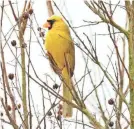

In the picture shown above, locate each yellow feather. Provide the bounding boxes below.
[44,15,75,117]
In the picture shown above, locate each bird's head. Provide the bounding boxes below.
[43,15,67,30]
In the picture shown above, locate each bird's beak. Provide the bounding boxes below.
[43,21,51,28]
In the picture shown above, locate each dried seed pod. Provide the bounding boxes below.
[53,84,59,89]
[39,32,44,37]
[29,9,33,15]
[8,73,14,80]
[23,12,29,19]
[11,40,16,46]
[108,98,114,105]
[37,27,41,31]
[109,121,114,127]
[47,111,52,116]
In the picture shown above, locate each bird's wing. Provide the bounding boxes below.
[46,51,62,75]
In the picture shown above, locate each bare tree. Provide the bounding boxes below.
[0,0,132,129]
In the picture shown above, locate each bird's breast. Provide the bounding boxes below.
[44,30,72,69]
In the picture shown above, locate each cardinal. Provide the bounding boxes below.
[43,15,75,117]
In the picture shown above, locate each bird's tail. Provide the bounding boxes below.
[62,67,73,117]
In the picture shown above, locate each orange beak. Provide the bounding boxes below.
[43,21,51,28]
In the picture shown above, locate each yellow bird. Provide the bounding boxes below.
[43,15,75,117]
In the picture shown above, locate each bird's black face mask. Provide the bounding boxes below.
[47,20,55,30]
